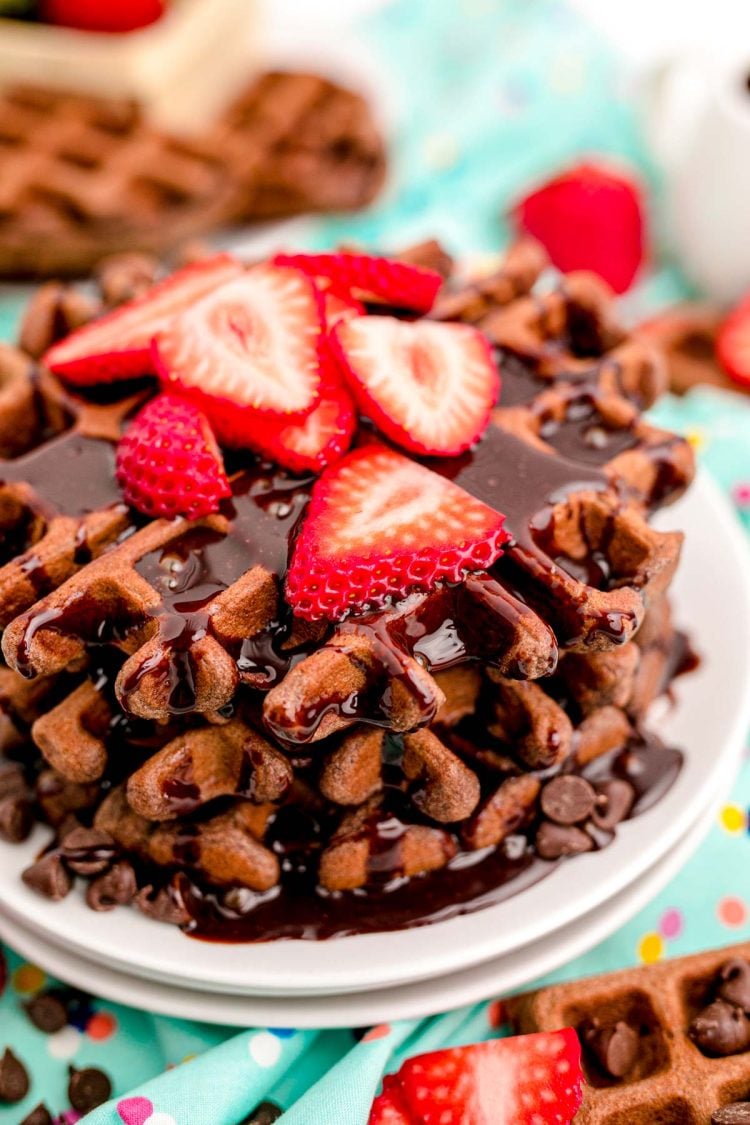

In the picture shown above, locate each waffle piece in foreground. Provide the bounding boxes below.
[0,239,697,939]
[0,71,385,278]
[507,943,750,1124]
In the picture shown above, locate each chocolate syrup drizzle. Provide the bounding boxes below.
[0,346,693,941]
[180,728,682,942]
[122,465,314,713]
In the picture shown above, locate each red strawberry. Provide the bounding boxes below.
[116,394,230,520]
[514,160,646,294]
[273,251,443,313]
[286,444,508,621]
[40,0,164,32]
[44,253,242,385]
[368,1077,412,1124]
[244,380,356,473]
[717,292,750,389]
[323,287,365,327]
[332,315,498,456]
[368,1030,584,1125]
[154,264,325,442]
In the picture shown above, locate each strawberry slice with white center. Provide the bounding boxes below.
[153,263,325,438]
[244,379,356,473]
[368,1030,584,1125]
[333,315,499,456]
[286,444,509,621]
[273,251,443,313]
[44,253,243,384]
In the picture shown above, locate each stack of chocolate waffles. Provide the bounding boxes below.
[0,239,696,940]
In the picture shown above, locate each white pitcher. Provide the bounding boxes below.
[644,52,750,303]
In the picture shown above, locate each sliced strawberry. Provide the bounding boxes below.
[286,444,508,621]
[154,264,325,441]
[332,315,498,456]
[273,251,443,313]
[372,1030,584,1125]
[244,380,356,473]
[514,160,646,294]
[368,1077,413,1124]
[116,393,231,520]
[717,292,750,389]
[323,286,366,328]
[43,253,243,385]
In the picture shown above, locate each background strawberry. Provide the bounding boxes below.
[514,160,646,294]
[717,292,750,389]
[40,0,164,32]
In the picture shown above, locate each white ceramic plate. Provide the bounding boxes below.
[1,471,749,996]
[0,774,723,1028]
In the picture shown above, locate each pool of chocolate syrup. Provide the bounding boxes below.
[180,729,682,942]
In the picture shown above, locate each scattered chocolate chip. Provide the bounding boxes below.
[718,959,750,1012]
[20,1103,54,1125]
[591,779,636,830]
[60,826,117,876]
[135,882,190,926]
[24,990,68,1034]
[540,775,596,826]
[0,1047,30,1103]
[713,1105,750,1124]
[67,1065,112,1113]
[0,793,33,842]
[535,821,594,860]
[689,999,750,1056]
[86,860,137,911]
[240,1101,283,1125]
[580,1017,639,1078]
[22,851,73,900]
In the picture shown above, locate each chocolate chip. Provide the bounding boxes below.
[135,882,190,926]
[0,793,33,842]
[713,1105,750,1124]
[690,999,750,1056]
[60,826,116,875]
[240,1101,283,1125]
[535,821,594,860]
[580,1018,639,1078]
[540,775,596,826]
[67,1065,112,1112]
[591,779,636,830]
[0,1047,30,1103]
[24,991,68,1033]
[22,851,73,900]
[86,860,137,911]
[20,1103,54,1125]
[718,959,750,1012]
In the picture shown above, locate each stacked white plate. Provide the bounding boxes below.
[2,471,750,1027]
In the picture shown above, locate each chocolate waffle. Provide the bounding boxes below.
[506,943,750,1124]
[0,71,386,278]
[0,240,697,940]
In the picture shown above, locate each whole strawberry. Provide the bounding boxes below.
[116,394,231,521]
[514,160,646,294]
